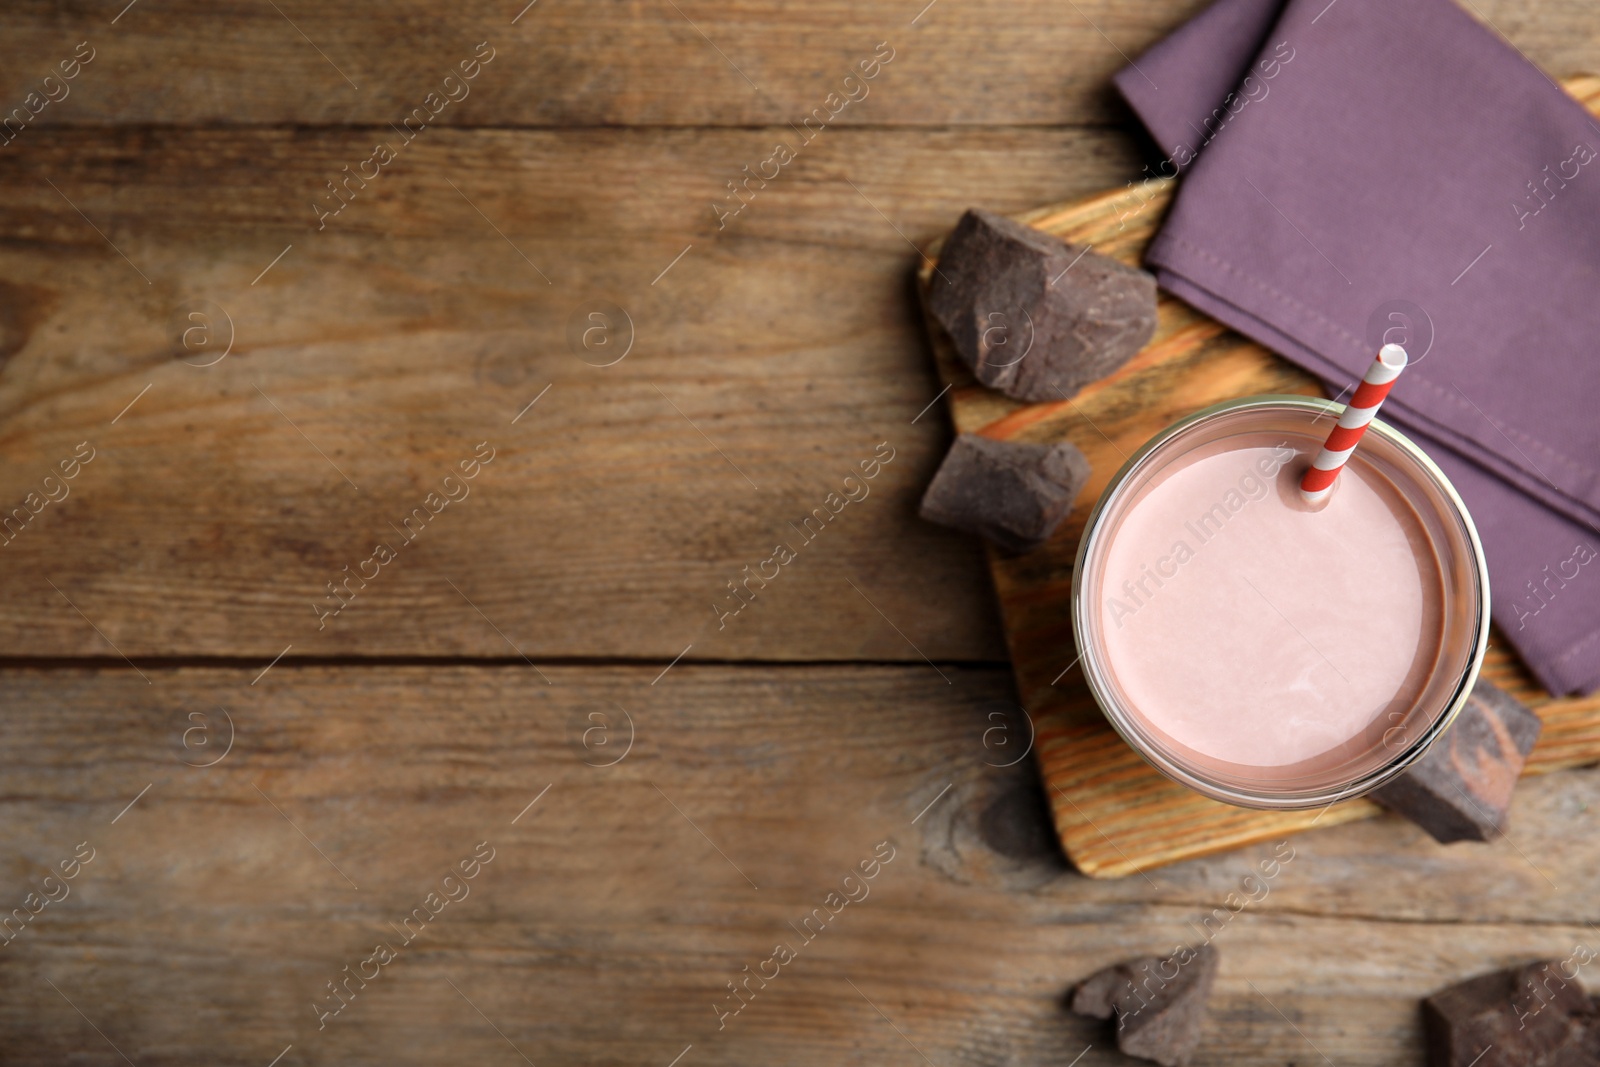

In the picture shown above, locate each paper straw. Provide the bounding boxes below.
[1300,343,1408,505]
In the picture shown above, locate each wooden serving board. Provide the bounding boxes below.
[916,74,1600,879]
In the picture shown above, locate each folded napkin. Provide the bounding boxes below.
[1115,0,1600,695]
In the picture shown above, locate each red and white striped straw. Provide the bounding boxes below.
[1300,343,1408,505]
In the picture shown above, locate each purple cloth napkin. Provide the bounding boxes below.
[1114,0,1600,695]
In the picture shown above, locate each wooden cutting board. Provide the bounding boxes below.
[916,74,1600,879]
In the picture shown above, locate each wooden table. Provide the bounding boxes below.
[0,2,1596,1064]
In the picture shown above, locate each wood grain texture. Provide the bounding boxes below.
[1,0,1598,127]
[916,76,1600,879]
[1,663,1597,1067]
[2,1,1599,1062]
[0,125,1164,662]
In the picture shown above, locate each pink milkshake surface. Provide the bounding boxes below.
[1094,434,1445,775]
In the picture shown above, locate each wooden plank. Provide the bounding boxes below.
[3,0,1596,128]
[1,663,1597,1065]
[917,76,1600,878]
[6,0,1192,126]
[0,125,1157,661]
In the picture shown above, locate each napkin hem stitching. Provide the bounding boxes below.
[1157,234,1598,489]
[1555,627,1600,673]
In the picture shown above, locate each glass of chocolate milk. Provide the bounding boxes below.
[1072,396,1490,809]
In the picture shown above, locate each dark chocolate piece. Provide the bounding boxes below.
[1423,961,1600,1066]
[1070,945,1217,1067]
[918,433,1091,554]
[926,208,1158,402]
[1372,677,1542,843]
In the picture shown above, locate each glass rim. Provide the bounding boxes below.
[1070,394,1492,810]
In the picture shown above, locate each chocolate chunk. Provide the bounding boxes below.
[918,434,1091,554]
[1423,961,1600,1066]
[926,208,1158,403]
[1372,677,1543,843]
[1070,945,1218,1067]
